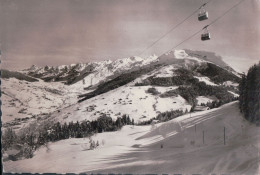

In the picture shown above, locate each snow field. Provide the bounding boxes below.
[4,102,260,174]
[194,76,218,86]
[50,85,191,123]
[1,78,82,123]
[174,50,204,63]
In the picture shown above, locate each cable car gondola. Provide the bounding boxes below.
[201,25,210,41]
[198,3,209,21]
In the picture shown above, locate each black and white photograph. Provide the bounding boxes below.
[1,0,260,174]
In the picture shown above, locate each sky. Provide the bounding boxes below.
[0,0,259,72]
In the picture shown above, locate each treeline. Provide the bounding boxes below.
[199,98,238,109]
[239,63,260,124]
[135,73,197,87]
[156,110,186,122]
[134,66,239,108]
[78,64,162,102]
[135,64,240,87]
[2,69,39,82]
[177,81,238,107]
[2,114,134,160]
[40,114,133,141]
[138,109,186,125]
[145,79,238,108]
[196,63,241,84]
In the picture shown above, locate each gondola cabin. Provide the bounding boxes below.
[198,11,209,21]
[201,25,210,41]
[201,33,210,41]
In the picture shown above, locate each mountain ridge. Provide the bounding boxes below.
[13,49,241,89]
[2,49,241,126]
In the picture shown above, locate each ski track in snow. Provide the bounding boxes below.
[3,102,260,174]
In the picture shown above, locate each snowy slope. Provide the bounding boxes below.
[49,84,191,123]
[4,102,260,174]
[160,49,241,79]
[174,50,204,63]
[1,78,84,124]
[222,80,239,87]
[3,49,241,127]
[194,76,218,86]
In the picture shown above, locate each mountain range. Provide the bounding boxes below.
[2,49,241,128]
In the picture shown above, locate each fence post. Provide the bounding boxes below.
[224,127,226,145]
[203,130,204,144]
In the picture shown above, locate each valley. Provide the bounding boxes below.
[2,49,249,174]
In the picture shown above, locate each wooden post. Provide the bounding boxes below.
[224,127,226,145]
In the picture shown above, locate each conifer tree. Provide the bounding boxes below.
[239,63,260,123]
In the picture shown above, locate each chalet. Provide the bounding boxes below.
[151,119,160,124]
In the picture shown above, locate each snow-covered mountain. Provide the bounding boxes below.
[21,55,159,87]
[2,49,241,128]
[3,50,257,175]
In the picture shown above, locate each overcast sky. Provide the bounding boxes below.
[0,0,259,72]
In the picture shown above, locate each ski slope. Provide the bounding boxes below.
[49,85,191,123]
[4,102,260,174]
